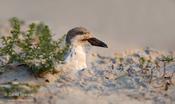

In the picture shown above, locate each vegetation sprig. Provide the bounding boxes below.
[0,17,69,75]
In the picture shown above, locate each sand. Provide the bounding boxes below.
[0,48,175,104]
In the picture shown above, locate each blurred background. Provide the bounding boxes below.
[0,0,175,55]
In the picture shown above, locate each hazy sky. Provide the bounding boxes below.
[0,0,175,55]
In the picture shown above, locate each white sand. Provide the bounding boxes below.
[0,48,175,104]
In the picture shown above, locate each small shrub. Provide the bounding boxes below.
[0,82,40,98]
[160,55,174,77]
[0,17,69,75]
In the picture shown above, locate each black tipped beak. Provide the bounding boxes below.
[87,37,108,48]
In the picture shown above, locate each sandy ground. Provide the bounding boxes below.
[0,48,175,104]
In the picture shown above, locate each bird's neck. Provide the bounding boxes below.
[64,44,87,72]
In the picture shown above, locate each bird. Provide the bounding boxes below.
[54,27,108,79]
[0,27,108,84]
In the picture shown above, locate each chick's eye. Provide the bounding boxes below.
[77,31,84,35]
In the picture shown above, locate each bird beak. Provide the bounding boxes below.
[86,37,108,48]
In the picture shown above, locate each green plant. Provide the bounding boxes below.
[160,55,174,77]
[0,82,40,98]
[0,17,69,75]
